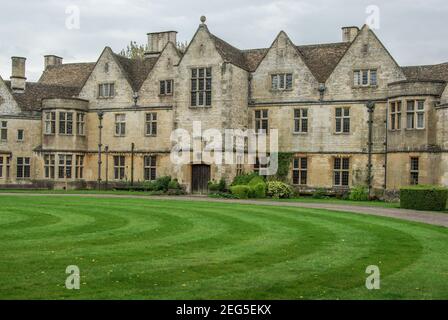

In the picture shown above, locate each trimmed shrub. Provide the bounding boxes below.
[231,173,260,186]
[266,181,293,199]
[349,185,369,201]
[312,188,327,199]
[208,192,238,199]
[248,176,265,187]
[168,179,181,190]
[153,176,172,192]
[400,185,448,211]
[252,183,267,198]
[208,180,221,192]
[230,185,252,199]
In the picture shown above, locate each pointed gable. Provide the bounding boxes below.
[324,25,406,99]
[0,75,20,115]
[138,41,182,105]
[251,31,320,101]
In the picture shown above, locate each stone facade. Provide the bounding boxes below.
[1,19,448,195]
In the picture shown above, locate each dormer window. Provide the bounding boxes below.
[271,73,292,91]
[98,83,115,98]
[354,69,377,87]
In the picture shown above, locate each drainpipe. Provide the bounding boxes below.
[105,145,109,190]
[97,111,104,190]
[366,101,375,199]
[131,142,135,186]
[384,103,389,193]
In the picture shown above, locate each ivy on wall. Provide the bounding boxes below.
[274,152,294,181]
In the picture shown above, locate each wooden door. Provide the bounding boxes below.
[191,164,210,194]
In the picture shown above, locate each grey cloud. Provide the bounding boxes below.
[0,0,447,81]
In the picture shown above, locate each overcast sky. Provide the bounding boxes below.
[1,0,447,81]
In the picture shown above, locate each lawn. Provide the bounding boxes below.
[0,195,447,299]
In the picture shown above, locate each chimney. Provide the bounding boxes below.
[145,31,177,58]
[44,55,63,69]
[10,56,26,92]
[342,26,359,42]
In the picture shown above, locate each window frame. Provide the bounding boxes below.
[292,157,308,186]
[254,109,269,135]
[17,129,24,142]
[0,156,3,178]
[335,107,350,134]
[76,112,86,136]
[406,100,425,130]
[353,69,378,87]
[271,73,293,91]
[410,157,419,185]
[44,112,56,135]
[143,155,157,181]
[159,80,174,96]
[114,155,126,180]
[75,155,84,179]
[59,112,73,135]
[333,157,350,187]
[389,101,402,131]
[44,154,55,179]
[58,154,73,179]
[98,83,115,98]
[16,157,31,179]
[145,112,157,136]
[1,121,7,141]
[115,114,126,137]
[190,67,212,107]
[293,108,308,134]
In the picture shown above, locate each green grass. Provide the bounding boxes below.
[267,197,400,208]
[0,195,447,300]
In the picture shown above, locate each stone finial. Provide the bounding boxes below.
[200,16,206,24]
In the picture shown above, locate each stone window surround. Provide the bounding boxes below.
[334,106,351,135]
[405,99,426,130]
[113,155,126,180]
[44,111,56,135]
[254,109,269,135]
[145,112,157,136]
[114,113,126,137]
[17,129,24,142]
[159,79,174,96]
[389,100,402,131]
[270,72,294,92]
[410,156,420,185]
[76,112,86,136]
[190,66,212,108]
[98,82,116,99]
[16,157,31,179]
[333,156,350,187]
[292,156,308,186]
[353,68,378,88]
[143,155,157,181]
[293,108,308,134]
[0,120,7,141]
[58,111,74,136]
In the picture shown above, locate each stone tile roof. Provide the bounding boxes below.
[38,63,95,90]
[402,63,448,82]
[296,42,352,83]
[4,81,79,112]
[210,34,250,71]
[113,54,159,92]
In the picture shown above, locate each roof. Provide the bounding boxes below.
[296,42,352,83]
[4,81,79,112]
[38,63,95,90]
[113,53,159,92]
[401,63,448,82]
[209,34,249,71]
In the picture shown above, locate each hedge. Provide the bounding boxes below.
[400,185,448,211]
[230,185,251,199]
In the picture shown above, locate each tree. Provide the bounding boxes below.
[119,41,147,59]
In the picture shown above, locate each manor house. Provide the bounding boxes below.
[1,17,447,194]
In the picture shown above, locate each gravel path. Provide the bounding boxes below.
[0,193,447,228]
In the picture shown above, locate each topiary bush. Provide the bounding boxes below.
[251,183,267,198]
[349,185,370,201]
[230,185,252,199]
[400,185,448,211]
[266,181,293,199]
[231,173,260,186]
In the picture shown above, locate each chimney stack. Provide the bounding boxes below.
[44,55,63,69]
[342,26,360,42]
[145,31,177,58]
[10,56,26,92]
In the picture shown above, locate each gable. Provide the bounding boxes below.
[78,47,135,105]
[0,76,20,115]
[177,25,226,68]
[138,42,181,105]
[325,25,406,99]
[251,31,320,101]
